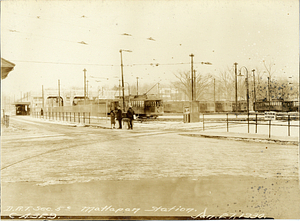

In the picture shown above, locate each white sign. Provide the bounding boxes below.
[264,111,276,120]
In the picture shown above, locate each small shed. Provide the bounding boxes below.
[14,102,31,115]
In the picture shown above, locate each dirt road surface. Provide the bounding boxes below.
[1,116,299,219]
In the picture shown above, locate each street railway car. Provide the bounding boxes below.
[112,96,164,118]
[199,101,215,112]
[254,100,298,112]
[164,101,191,113]
[77,95,164,118]
[215,101,234,112]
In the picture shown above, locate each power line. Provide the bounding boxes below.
[11,60,213,67]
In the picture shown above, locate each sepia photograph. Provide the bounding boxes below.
[1,0,299,220]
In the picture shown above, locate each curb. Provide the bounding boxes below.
[180,133,299,146]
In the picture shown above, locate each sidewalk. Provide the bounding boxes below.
[86,120,299,145]
[13,116,299,145]
[181,131,299,145]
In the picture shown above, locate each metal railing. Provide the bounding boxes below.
[1,115,10,128]
[201,112,299,138]
[33,111,91,125]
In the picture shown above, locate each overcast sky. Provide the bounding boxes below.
[1,0,299,98]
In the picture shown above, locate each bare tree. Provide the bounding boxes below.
[216,66,235,101]
[195,72,211,100]
[172,70,212,101]
[263,60,276,78]
[172,71,192,100]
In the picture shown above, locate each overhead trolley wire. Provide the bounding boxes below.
[11,60,212,67]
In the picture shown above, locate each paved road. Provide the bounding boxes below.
[1,116,299,219]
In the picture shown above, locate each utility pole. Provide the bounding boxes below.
[119,49,132,111]
[246,71,249,117]
[267,77,270,111]
[83,68,87,100]
[58,79,61,107]
[42,85,44,109]
[194,70,197,100]
[87,80,89,98]
[252,69,256,111]
[120,50,125,111]
[234,63,238,112]
[190,54,194,101]
[119,79,121,98]
[157,82,160,98]
[213,78,216,112]
[136,77,139,96]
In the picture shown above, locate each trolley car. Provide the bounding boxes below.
[72,95,164,118]
[254,100,298,112]
[111,95,164,118]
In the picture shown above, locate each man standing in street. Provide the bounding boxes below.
[126,106,135,130]
[116,106,123,129]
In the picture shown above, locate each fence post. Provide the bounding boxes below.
[203,114,205,131]
[83,112,85,124]
[227,113,229,132]
[74,112,76,122]
[89,112,91,124]
[78,112,80,123]
[255,114,258,133]
[288,114,290,136]
[5,115,9,128]
[268,120,271,138]
[62,112,64,121]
